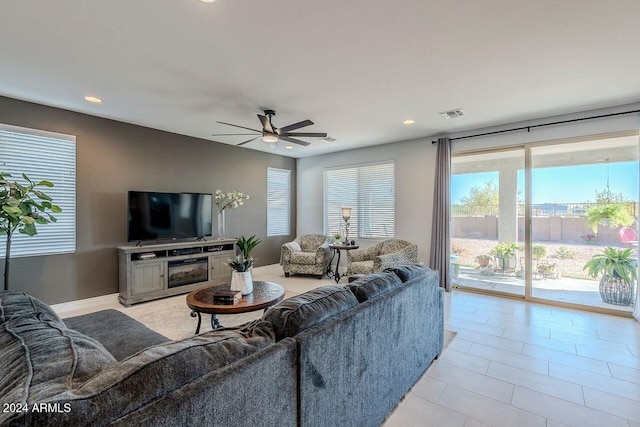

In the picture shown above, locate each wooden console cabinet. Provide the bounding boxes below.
[118,239,236,306]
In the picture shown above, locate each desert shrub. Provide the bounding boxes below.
[555,246,575,259]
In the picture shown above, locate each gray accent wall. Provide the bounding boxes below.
[0,96,296,304]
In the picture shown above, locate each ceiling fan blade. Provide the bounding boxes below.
[216,121,261,133]
[278,119,314,133]
[237,136,260,146]
[284,132,327,138]
[258,114,275,133]
[211,133,258,136]
[279,135,311,147]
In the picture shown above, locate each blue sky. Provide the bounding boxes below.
[452,162,639,204]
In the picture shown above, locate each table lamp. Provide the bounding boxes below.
[341,207,352,245]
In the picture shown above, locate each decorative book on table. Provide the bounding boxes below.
[213,289,242,304]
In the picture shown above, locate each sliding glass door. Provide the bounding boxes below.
[451,132,639,314]
[451,148,525,297]
[530,135,638,312]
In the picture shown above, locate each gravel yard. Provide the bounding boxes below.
[450,238,630,280]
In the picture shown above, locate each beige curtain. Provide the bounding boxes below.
[429,137,451,291]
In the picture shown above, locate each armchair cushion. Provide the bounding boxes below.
[347,239,418,275]
[290,252,319,265]
[349,260,375,276]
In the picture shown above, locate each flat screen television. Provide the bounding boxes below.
[127,191,212,242]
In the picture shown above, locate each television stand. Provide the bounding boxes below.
[117,239,237,306]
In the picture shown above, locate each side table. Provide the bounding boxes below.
[327,244,360,283]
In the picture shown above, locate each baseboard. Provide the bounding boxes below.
[51,293,119,315]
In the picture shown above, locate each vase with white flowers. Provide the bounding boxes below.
[214,190,250,238]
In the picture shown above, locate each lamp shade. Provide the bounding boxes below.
[341,207,352,221]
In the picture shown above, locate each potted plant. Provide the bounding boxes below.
[491,242,521,271]
[475,254,492,268]
[228,235,261,295]
[332,232,342,243]
[584,204,633,234]
[532,244,547,261]
[236,234,261,259]
[537,262,558,279]
[1,172,61,291]
[583,247,637,306]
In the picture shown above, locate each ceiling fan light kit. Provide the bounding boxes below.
[213,109,327,149]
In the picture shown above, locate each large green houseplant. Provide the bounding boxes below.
[0,172,61,291]
[583,247,637,305]
[584,204,633,234]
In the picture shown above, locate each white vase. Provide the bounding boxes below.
[217,210,226,239]
[230,271,253,295]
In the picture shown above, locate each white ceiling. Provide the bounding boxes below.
[1,0,639,158]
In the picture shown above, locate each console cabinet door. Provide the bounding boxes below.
[130,262,165,295]
[210,253,233,282]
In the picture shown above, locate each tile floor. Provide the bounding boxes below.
[384,290,640,427]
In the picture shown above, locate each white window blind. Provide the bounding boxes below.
[0,124,76,257]
[267,167,291,237]
[324,161,395,239]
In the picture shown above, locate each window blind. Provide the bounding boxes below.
[0,124,76,257]
[267,167,291,237]
[324,161,395,239]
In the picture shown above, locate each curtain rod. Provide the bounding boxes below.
[431,109,640,144]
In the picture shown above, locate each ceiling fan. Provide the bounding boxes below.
[212,110,327,147]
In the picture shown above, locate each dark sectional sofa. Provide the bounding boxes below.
[0,264,444,426]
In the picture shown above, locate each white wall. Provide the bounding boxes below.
[297,137,438,264]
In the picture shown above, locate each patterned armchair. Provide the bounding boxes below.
[281,234,331,279]
[347,239,418,275]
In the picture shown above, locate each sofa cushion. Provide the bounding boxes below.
[6,319,276,426]
[263,286,358,340]
[64,309,170,361]
[346,271,403,303]
[385,264,432,283]
[290,251,318,265]
[0,291,117,417]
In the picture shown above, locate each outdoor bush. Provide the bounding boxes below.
[555,246,575,259]
[532,244,547,260]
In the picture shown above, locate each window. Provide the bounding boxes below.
[267,167,291,236]
[0,124,76,257]
[324,161,395,239]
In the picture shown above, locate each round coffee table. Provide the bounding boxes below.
[186,281,285,334]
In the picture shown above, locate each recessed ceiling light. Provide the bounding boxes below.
[403,119,415,125]
[323,137,336,142]
[84,96,102,103]
[285,145,294,150]
[200,0,215,3]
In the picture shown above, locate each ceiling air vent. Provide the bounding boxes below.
[438,109,465,119]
